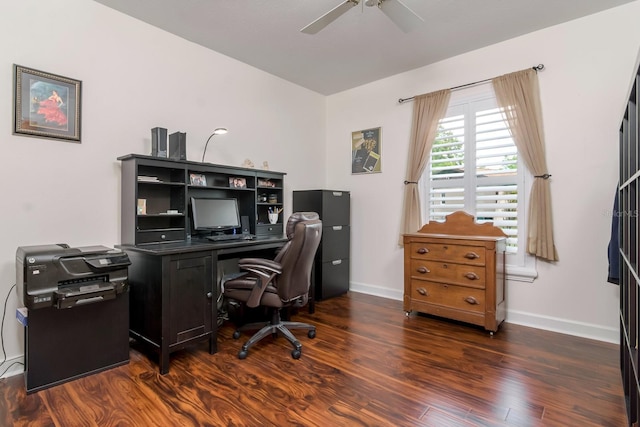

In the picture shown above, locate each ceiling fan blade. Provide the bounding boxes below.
[379,0,424,32]
[300,0,359,34]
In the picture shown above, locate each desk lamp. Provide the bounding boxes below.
[201,127,228,163]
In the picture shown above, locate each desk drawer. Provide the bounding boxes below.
[256,224,283,237]
[408,242,486,266]
[409,259,486,288]
[136,229,185,244]
[410,280,485,313]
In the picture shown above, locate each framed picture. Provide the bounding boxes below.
[13,65,81,142]
[352,127,381,174]
[190,173,206,186]
[229,177,247,188]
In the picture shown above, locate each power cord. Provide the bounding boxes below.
[0,284,23,378]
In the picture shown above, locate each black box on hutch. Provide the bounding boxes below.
[169,132,187,160]
[151,127,167,158]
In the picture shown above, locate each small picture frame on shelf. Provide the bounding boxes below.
[229,177,246,188]
[137,199,147,215]
[190,173,206,186]
[258,178,275,188]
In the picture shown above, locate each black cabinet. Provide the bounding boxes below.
[619,59,640,426]
[293,190,350,301]
[125,249,216,374]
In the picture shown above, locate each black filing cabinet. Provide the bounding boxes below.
[293,190,350,300]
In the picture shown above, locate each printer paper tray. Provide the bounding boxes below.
[54,283,117,309]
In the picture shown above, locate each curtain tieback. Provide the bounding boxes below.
[534,173,552,179]
[404,181,418,185]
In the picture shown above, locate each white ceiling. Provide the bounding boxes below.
[93,0,635,95]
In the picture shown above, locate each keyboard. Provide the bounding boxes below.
[207,234,256,242]
[207,234,243,242]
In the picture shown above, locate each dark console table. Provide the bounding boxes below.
[119,237,286,374]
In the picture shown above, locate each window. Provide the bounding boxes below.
[421,84,536,280]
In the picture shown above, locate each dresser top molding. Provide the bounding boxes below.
[405,211,507,239]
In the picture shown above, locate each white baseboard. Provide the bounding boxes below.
[349,281,403,302]
[348,283,619,344]
[505,309,619,344]
[0,355,24,379]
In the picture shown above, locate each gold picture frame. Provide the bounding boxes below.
[13,65,82,142]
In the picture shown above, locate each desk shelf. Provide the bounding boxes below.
[118,154,286,244]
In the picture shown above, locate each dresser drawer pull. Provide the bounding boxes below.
[464,252,480,259]
[417,287,428,296]
[464,272,479,280]
[417,266,430,274]
[464,296,479,305]
[417,247,429,254]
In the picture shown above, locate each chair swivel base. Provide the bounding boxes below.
[232,310,316,359]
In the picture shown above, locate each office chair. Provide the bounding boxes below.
[223,212,322,359]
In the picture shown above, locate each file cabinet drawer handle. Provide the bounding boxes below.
[464,252,480,259]
[332,191,343,196]
[417,247,429,254]
[464,272,479,280]
[464,296,479,305]
[332,259,342,265]
[417,287,428,296]
[332,225,342,231]
[417,266,430,274]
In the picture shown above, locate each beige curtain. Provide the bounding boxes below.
[399,89,451,244]
[492,68,558,261]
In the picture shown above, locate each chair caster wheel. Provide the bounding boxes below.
[233,331,241,339]
[308,329,316,339]
[291,349,301,359]
[238,350,248,359]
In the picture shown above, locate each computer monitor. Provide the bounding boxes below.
[190,197,241,232]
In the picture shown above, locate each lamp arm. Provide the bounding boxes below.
[201,133,215,163]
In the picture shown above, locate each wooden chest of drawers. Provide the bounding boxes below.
[403,211,506,333]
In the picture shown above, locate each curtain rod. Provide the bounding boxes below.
[397,64,545,104]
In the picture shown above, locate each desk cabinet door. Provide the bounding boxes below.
[167,253,214,346]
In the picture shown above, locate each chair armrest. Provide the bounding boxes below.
[238,258,282,277]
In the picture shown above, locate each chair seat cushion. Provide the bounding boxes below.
[224,274,283,308]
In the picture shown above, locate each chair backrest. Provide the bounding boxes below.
[276,215,322,302]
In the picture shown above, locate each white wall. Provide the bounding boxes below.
[327,2,640,343]
[0,0,326,366]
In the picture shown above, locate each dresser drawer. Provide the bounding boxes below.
[408,242,486,266]
[409,259,486,288]
[410,281,485,313]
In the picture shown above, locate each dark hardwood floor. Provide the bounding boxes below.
[0,292,627,426]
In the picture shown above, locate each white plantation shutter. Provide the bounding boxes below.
[427,96,521,255]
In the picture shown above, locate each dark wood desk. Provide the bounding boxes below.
[118,236,286,374]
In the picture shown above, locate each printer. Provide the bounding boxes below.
[16,244,131,310]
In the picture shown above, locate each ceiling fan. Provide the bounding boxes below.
[300,0,424,34]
